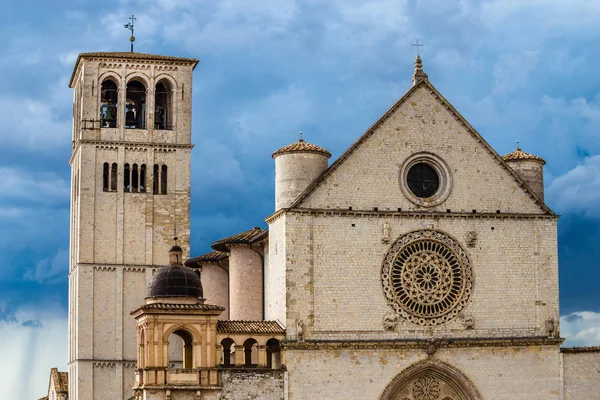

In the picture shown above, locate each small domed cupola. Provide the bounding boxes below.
[502,142,546,201]
[272,132,331,211]
[147,238,204,300]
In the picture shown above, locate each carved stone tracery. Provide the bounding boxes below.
[381,360,482,400]
[382,230,473,326]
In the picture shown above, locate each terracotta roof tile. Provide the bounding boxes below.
[502,148,546,164]
[211,227,265,252]
[217,320,285,334]
[185,250,228,266]
[136,303,225,312]
[272,139,331,158]
[78,51,198,63]
[561,346,600,353]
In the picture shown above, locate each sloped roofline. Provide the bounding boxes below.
[289,79,554,215]
[68,51,199,88]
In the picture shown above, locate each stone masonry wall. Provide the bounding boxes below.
[265,215,286,325]
[275,152,328,210]
[506,161,544,202]
[229,245,263,320]
[201,262,230,319]
[285,345,561,400]
[220,370,284,400]
[562,351,600,399]
[282,212,558,341]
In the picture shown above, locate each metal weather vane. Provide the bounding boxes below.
[124,15,137,52]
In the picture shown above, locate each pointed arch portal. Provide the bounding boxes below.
[381,360,482,400]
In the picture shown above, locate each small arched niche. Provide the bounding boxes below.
[154,80,173,130]
[125,79,147,129]
[167,329,193,369]
[100,79,118,128]
[380,360,482,400]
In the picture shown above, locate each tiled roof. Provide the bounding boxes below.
[211,227,265,252]
[138,303,225,312]
[185,250,228,266]
[78,51,198,63]
[69,51,199,87]
[561,346,600,353]
[217,320,285,334]
[38,397,49,400]
[502,148,546,165]
[272,139,331,158]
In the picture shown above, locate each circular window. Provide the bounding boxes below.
[407,163,440,198]
[381,230,473,326]
[399,153,452,207]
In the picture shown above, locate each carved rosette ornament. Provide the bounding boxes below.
[413,375,441,400]
[382,230,473,326]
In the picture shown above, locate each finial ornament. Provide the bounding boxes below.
[298,131,304,142]
[516,140,520,150]
[411,41,428,86]
[124,15,137,52]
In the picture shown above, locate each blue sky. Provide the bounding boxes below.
[1,0,600,397]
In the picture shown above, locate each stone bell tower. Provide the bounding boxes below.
[68,52,198,400]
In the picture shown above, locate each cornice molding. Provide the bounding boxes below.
[282,336,563,351]
[265,207,558,224]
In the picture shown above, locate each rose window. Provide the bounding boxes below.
[382,230,473,326]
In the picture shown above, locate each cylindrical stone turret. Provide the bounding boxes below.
[211,227,266,320]
[502,145,546,201]
[272,137,331,210]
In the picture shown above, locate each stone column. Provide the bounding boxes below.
[258,345,267,367]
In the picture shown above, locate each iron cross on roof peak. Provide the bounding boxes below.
[412,39,423,56]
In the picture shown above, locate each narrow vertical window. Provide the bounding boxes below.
[161,165,168,194]
[153,164,159,194]
[125,80,147,129]
[124,163,131,192]
[102,162,109,191]
[111,163,118,191]
[132,164,139,192]
[140,164,146,192]
[155,80,172,130]
[100,79,118,128]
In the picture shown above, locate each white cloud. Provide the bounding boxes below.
[0,307,67,400]
[561,311,600,347]
[546,155,600,218]
[24,249,69,284]
[0,166,69,206]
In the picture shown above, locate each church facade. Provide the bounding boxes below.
[52,51,600,400]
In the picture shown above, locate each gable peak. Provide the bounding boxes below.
[412,55,429,86]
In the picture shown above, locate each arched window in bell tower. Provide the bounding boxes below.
[132,164,139,192]
[100,79,118,128]
[111,163,118,191]
[140,164,146,192]
[161,165,168,194]
[124,163,131,191]
[102,163,109,191]
[155,80,173,130]
[125,80,147,129]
